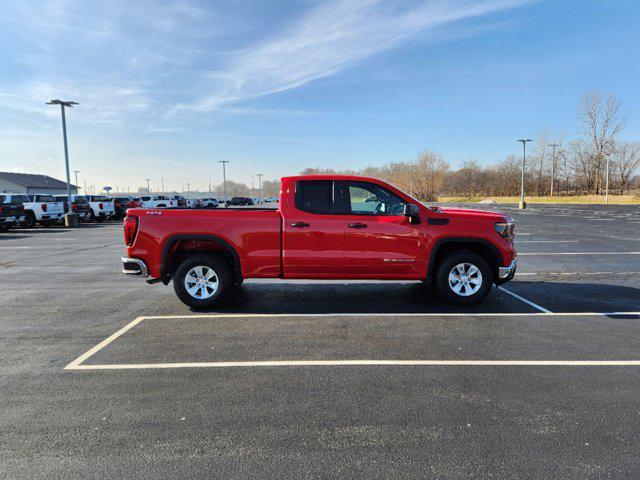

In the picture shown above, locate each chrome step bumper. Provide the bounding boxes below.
[121,257,148,277]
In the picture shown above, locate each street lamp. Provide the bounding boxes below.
[73,170,80,191]
[145,178,151,193]
[256,173,263,199]
[517,139,533,209]
[47,99,79,226]
[605,152,611,204]
[219,161,230,205]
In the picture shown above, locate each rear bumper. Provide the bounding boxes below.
[121,257,148,277]
[497,258,517,283]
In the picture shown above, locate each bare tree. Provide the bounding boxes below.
[578,92,626,193]
[612,141,640,194]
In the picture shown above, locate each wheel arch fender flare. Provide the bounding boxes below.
[425,237,504,283]
[160,234,243,284]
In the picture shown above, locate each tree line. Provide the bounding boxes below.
[301,92,640,200]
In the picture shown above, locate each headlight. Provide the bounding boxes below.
[494,221,514,240]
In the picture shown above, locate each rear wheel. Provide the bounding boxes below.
[173,254,233,309]
[434,250,492,305]
[23,212,36,228]
[88,210,96,222]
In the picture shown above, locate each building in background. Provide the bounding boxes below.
[0,172,78,195]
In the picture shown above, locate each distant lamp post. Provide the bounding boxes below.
[219,160,230,205]
[47,99,79,226]
[605,152,611,204]
[145,178,151,193]
[74,170,80,190]
[517,139,533,209]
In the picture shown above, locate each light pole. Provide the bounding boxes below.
[161,177,165,193]
[219,161,230,204]
[605,152,611,204]
[145,178,151,193]
[47,99,78,226]
[74,170,80,191]
[548,143,560,197]
[256,173,263,199]
[517,139,532,209]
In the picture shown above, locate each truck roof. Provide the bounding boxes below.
[281,174,384,183]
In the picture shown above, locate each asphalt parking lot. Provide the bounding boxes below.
[1,204,640,479]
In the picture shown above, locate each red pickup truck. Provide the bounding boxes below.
[122,175,516,308]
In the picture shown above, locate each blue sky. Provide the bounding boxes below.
[1,0,639,192]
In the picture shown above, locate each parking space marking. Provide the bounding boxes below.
[497,286,552,313]
[519,251,640,256]
[516,240,579,243]
[517,271,640,276]
[65,316,145,370]
[65,312,640,371]
[67,359,640,370]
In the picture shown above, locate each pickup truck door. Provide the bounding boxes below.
[340,181,425,278]
[282,180,344,277]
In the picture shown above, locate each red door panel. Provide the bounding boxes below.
[343,215,425,278]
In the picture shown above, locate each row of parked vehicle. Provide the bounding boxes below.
[0,193,279,230]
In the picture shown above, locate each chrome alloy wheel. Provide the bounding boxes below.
[184,265,219,299]
[448,262,483,297]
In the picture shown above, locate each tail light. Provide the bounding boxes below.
[123,215,139,246]
[0,206,5,214]
[41,203,47,212]
[99,202,103,210]
[115,202,121,209]
[71,203,77,212]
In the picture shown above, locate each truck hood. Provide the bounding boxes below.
[431,207,509,222]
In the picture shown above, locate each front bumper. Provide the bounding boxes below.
[497,258,517,282]
[121,257,148,277]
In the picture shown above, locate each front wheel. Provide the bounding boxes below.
[434,250,492,305]
[173,254,233,309]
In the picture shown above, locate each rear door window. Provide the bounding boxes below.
[295,181,335,214]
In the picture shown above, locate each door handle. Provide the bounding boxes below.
[348,223,367,229]
[290,222,310,228]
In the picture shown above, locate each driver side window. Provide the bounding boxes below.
[346,182,406,216]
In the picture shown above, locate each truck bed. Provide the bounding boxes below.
[127,207,282,278]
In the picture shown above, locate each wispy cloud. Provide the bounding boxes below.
[177,0,531,111]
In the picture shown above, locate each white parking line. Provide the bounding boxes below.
[64,312,640,371]
[516,240,579,243]
[518,252,640,256]
[68,359,640,369]
[497,286,552,313]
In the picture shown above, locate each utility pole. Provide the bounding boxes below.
[83,180,87,194]
[517,139,533,209]
[161,177,164,193]
[219,160,230,204]
[605,152,611,204]
[548,143,560,197]
[74,170,80,192]
[256,173,264,198]
[409,164,414,196]
[47,99,79,226]
[208,176,212,193]
[145,178,151,193]
[186,182,190,193]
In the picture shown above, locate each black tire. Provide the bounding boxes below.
[23,212,36,228]
[173,254,233,309]
[40,220,51,227]
[434,250,493,305]
[96,216,104,223]
[88,210,96,222]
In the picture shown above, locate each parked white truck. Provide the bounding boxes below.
[21,194,65,227]
[86,195,115,222]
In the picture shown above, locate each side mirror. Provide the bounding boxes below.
[403,203,420,224]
